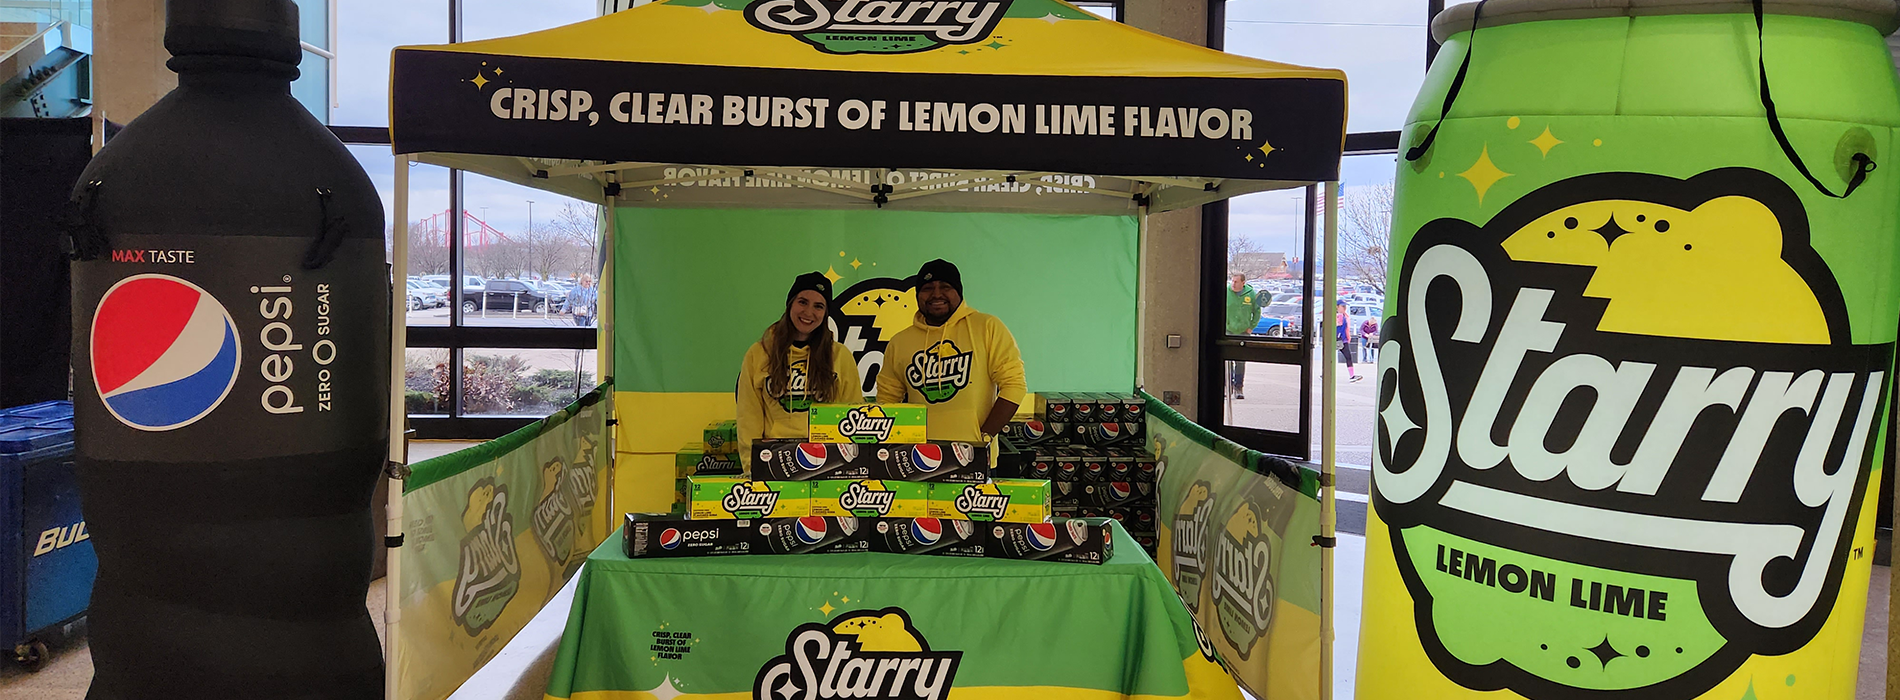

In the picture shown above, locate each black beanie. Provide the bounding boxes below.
[787,271,833,307]
[917,259,962,293]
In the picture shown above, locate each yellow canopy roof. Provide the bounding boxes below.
[390,0,1348,214]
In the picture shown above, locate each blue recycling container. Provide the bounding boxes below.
[0,401,89,659]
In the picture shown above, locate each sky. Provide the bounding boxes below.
[308,0,1452,271]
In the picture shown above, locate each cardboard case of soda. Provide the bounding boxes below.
[685,477,812,519]
[676,442,741,477]
[807,404,927,444]
[1000,391,1157,555]
[624,514,1112,564]
[810,479,930,518]
[751,439,990,484]
[702,420,738,454]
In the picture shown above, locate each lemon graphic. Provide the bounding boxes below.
[1502,196,1829,344]
[1178,481,1212,515]
[839,287,917,341]
[1224,502,1260,542]
[539,457,564,500]
[463,483,497,532]
[831,613,924,652]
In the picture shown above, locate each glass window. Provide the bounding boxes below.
[1221,361,1299,432]
[294,0,330,51]
[1074,2,1119,21]
[462,348,598,417]
[405,348,452,415]
[333,0,448,126]
[1313,153,1400,464]
[461,173,601,327]
[291,48,330,122]
[1225,187,1308,339]
[1223,0,1426,133]
[460,0,598,42]
[346,145,452,326]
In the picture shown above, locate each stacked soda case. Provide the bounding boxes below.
[997,391,1158,555]
[683,476,1052,524]
[672,440,743,516]
[624,513,1115,564]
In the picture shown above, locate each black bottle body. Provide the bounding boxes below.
[71,60,389,700]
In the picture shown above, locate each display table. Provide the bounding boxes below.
[544,522,1239,700]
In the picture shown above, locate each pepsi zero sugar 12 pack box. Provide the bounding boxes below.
[882,441,989,483]
[753,516,863,554]
[625,513,758,558]
[686,477,811,519]
[807,404,927,444]
[676,442,741,477]
[864,517,988,557]
[751,440,880,480]
[988,517,1115,565]
[809,479,929,518]
[702,420,738,454]
[926,479,1051,523]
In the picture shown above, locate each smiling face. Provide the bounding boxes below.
[788,290,828,339]
[917,280,962,325]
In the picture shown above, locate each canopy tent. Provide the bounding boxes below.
[382,2,1351,697]
[388,0,1346,214]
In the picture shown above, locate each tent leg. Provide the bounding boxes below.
[599,186,617,519]
[385,154,411,700]
[1135,204,1148,392]
[1320,180,1339,700]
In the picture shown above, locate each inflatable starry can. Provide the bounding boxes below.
[1358,1,1900,698]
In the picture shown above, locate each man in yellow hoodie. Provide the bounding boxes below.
[876,259,1027,442]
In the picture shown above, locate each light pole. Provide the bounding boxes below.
[526,199,535,280]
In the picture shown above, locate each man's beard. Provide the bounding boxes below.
[922,302,956,326]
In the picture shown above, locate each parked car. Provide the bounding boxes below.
[466,279,551,314]
[405,280,446,310]
[1253,302,1304,337]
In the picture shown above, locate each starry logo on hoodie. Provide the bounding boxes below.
[907,340,972,403]
[780,358,813,413]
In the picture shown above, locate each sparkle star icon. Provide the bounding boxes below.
[1458,145,1511,204]
[699,2,721,12]
[986,41,1007,50]
[776,6,809,21]
[1378,380,1420,451]
[824,267,843,285]
[1529,126,1564,157]
[819,601,835,615]
[1039,12,1063,23]
[1586,637,1625,668]
[775,678,802,700]
[470,72,489,90]
[1257,141,1277,159]
[492,67,503,75]
[850,258,862,269]
[645,674,686,700]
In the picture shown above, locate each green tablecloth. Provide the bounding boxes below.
[544,522,1240,700]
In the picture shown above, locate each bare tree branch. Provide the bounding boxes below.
[1339,182,1394,294]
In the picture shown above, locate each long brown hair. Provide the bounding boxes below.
[762,310,841,403]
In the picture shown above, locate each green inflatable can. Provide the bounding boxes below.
[1360,1,1900,698]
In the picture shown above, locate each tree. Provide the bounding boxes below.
[1339,182,1394,294]
[407,223,450,275]
[1227,234,1265,279]
[546,203,602,279]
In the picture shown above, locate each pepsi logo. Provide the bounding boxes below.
[795,444,830,471]
[1099,423,1122,438]
[794,516,828,544]
[910,518,944,544]
[1023,421,1046,439]
[91,274,241,431]
[1026,522,1059,551]
[910,444,944,472]
[660,528,683,550]
[1109,483,1132,500]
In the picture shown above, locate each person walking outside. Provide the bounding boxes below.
[564,275,598,327]
[1337,301,1361,382]
[1225,272,1263,399]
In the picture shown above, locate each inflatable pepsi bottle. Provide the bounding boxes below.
[67,1,388,697]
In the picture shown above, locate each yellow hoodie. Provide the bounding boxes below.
[876,303,1027,442]
[737,339,861,454]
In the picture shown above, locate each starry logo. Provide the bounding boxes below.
[754,607,961,700]
[452,478,521,635]
[1208,501,1273,661]
[780,358,814,413]
[907,340,972,404]
[531,457,577,565]
[836,405,897,442]
[1170,480,1217,614]
[744,0,1012,55]
[1376,169,1891,698]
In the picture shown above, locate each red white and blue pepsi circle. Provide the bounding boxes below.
[1022,421,1046,439]
[794,444,830,472]
[909,444,943,472]
[91,274,241,431]
[1025,522,1059,551]
[1099,423,1122,439]
[659,528,683,550]
[794,516,829,545]
[909,518,943,544]
[1108,483,1133,501]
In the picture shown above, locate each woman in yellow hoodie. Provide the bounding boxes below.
[737,272,862,454]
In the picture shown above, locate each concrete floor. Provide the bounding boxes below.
[3,441,1890,700]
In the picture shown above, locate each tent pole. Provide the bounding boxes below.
[1135,201,1149,392]
[1320,180,1339,700]
[385,154,411,700]
[599,184,618,519]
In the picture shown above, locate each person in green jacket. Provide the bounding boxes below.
[1225,272,1264,399]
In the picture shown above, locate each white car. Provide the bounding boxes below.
[405,280,446,310]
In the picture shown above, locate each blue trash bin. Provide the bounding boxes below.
[0,401,88,670]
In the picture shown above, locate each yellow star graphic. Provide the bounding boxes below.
[819,602,835,616]
[1458,145,1511,204]
[1244,153,1254,162]
[470,73,489,90]
[649,186,660,194]
[841,595,850,603]
[824,267,842,285]
[850,258,862,270]
[1258,141,1276,159]
[493,67,503,75]
[1529,127,1564,157]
